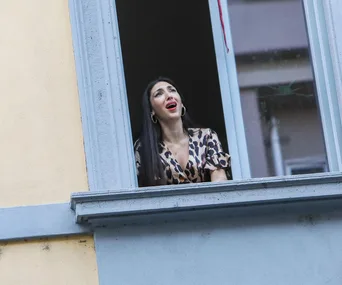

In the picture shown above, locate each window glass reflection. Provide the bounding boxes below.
[228,0,328,177]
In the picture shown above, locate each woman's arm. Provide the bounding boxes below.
[210,169,228,182]
[204,128,231,182]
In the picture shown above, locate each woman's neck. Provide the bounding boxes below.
[160,119,187,144]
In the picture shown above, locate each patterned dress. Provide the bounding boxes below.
[134,128,231,184]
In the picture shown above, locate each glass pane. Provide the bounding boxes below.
[228,0,328,177]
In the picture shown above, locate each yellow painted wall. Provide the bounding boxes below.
[0,0,88,207]
[0,236,99,285]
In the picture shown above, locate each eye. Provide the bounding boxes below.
[153,91,162,97]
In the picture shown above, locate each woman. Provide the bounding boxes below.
[134,77,231,187]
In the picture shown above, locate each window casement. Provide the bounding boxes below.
[69,0,342,224]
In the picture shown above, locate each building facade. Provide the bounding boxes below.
[1,0,342,284]
[0,0,98,284]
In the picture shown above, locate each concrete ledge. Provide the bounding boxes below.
[71,173,342,225]
[0,203,90,241]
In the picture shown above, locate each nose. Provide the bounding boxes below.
[166,91,173,101]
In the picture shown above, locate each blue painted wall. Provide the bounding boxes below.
[95,210,342,284]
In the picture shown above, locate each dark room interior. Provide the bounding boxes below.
[116,0,229,151]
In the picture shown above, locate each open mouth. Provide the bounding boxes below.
[166,102,177,110]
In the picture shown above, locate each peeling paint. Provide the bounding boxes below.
[42,244,50,251]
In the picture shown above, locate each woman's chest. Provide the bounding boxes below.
[160,138,208,183]
[165,142,189,170]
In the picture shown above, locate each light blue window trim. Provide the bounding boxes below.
[71,173,342,226]
[323,0,342,122]
[209,0,251,179]
[0,203,90,241]
[68,0,137,191]
[303,0,342,172]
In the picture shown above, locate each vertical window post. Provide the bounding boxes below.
[323,0,342,124]
[69,0,137,191]
[208,0,251,179]
[303,0,342,172]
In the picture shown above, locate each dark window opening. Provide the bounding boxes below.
[116,0,229,152]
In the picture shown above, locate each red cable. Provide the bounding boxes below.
[218,0,229,53]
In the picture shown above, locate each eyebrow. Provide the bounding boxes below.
[153,88,163,95]
[153,85,175,96]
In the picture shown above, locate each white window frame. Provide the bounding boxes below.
[303,0,342,171]
[69,0,342,220]
[208,0,251,179]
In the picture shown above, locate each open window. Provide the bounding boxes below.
[116,0,229,153]
[115,0,250,182]
[229,0,330,178]
[114,0,338,184]
[68,0,342,191]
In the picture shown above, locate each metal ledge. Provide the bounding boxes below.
[71,173,342,225]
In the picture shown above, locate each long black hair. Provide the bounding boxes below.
[137,77,193,187]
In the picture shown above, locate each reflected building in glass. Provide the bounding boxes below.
[228,0,327,177]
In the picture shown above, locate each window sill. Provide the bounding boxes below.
[70,173,342,226]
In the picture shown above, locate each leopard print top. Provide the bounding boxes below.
[134,128,231,184]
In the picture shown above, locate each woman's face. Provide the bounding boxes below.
[150,81,183,122]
